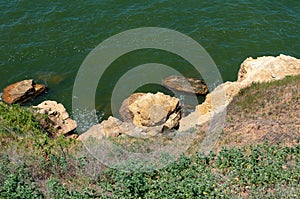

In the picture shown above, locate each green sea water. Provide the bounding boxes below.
[1,0,299,121]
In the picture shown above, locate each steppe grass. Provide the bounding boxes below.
[1,75,300,198]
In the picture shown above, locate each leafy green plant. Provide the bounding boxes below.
[0,163,43,198]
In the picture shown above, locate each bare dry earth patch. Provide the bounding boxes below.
[217,75,300,150]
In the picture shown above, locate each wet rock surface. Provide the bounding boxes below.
[1,79,46,104]
[163,75,208,95]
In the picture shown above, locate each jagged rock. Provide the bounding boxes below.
[1,79,46,104]
[164,112,181,129]
[33,100,77,136]
[179,54,300,131]
[163,75,208,95]
[119,93,145,122]
[79,93,182,141]
[195,81,241,116]
[128,92,180,129]
[237,54,300,85]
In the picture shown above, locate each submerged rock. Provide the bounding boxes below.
[36,71,65,85]
[33,100,77,137]
[1,79,46,104]
[163,75,208,95]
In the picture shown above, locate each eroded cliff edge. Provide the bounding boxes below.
[179,54,300,131]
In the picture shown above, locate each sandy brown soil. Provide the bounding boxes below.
[217,75,300,150]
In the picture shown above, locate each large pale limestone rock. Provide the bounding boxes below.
[238,54,300,85]
[33,100,77,136]
[196,81,241,116]
[179,54,300,131]
[79,93,181,141]
[2,79,46,104]
[128,92,180,129]
[119,93,146,122]
[163,75,208,95]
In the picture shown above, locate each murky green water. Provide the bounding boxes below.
[1,0,299,121]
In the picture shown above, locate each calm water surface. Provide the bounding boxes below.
[0,0,299,121]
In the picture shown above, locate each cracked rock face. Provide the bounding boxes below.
[120,92,181,130]
[119,93,146,123]
[1,79,46,104]
[79,92,182,141]
[237,54,300,84]
[33,100,77,136]
[128,92,180,129]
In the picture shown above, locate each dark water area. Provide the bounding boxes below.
[1,0,299,121]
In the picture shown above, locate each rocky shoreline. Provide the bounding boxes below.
[1,54,300,142]
[180,54,300,131]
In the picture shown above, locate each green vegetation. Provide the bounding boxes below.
[1,134,300,198]
[0,102,41,145]
[1,75,300,198]
[0,102,90,198]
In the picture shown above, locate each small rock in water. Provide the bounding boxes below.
[1,79,47,104]
[36,71,65,85]
[163,75,208,95]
